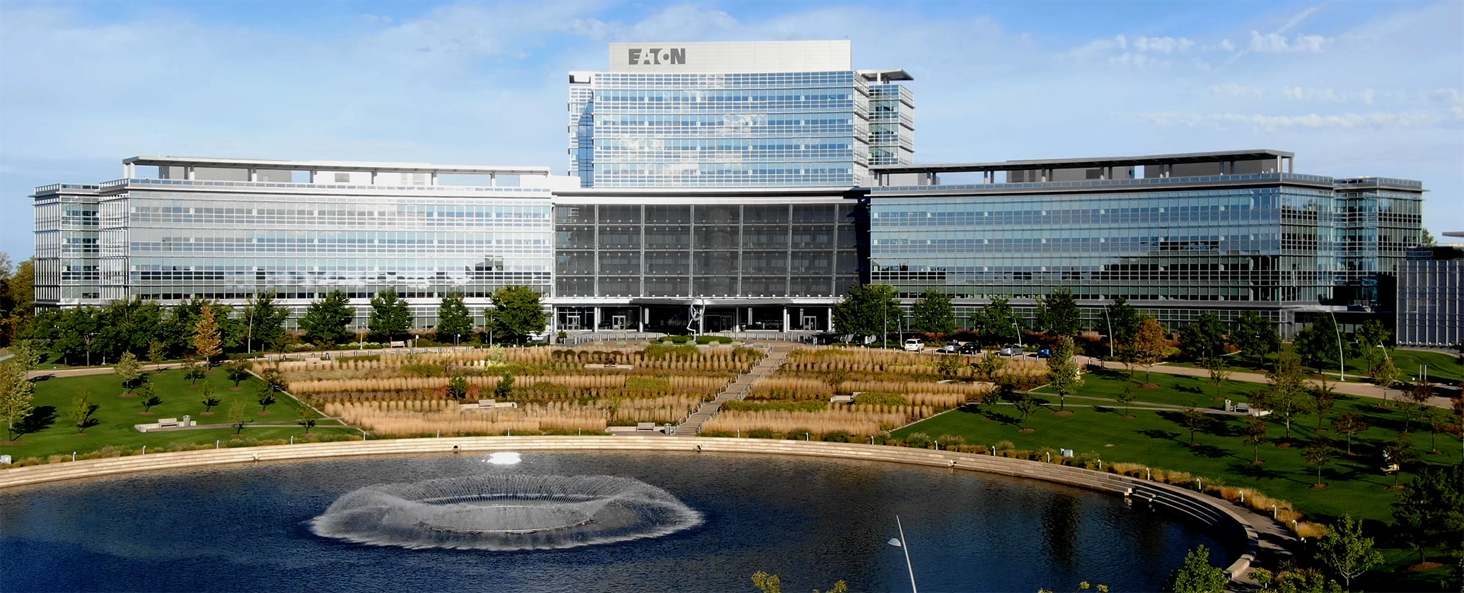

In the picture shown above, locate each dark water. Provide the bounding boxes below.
[0,452,1229,592]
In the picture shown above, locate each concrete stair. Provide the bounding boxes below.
[672,343,794,436]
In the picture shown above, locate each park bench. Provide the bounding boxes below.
[157,418,180,428]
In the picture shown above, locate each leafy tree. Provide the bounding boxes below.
[1303,436,1333,486]
[147,340,166,369]
[1315,515,1383,589]
[751,571,782,593]
[436,291,474,344]
[0,360,34,441]
[1355,319,1390,360]
[1046,336,1083,412]
[1421,228,1435,246]
[1039,288,1081,337]
[32,306,100,365]
[1181,408,1209,446]
[1105,297,1142,353]
[1202,356,1231,401]
[1231,311,1279,367]
[0,256,36,345]
[141,392,163,413]
[201,387,221,414]
[300,290,354,347]
[227,400,250,434]
[1332,412,1366,455]
[1383,436,1418,488]
[225,360,252,387]
[832,283,901,340]
[70,389,97,433]
[1132,317,1169,383]
[1167,545,1226,593]
[1179,312,1228,362]
[1012,391,1040,429]
[184,361,206,385]
[1392,464,1464,564]
[974,295,1019,346]
[1425,408,1450,453]
[243,292,291,352]
[96,297,166,361]
[1295,315,1344,371]
[1368,355,1399,406]
[192,305,223,363]
[487,286,548,345]
[1402,378,1434,433]
[368,287,412,342]
[934,355,962,379]
[1243,416,1268,463]
[494,373,515,400]
[1273,571,1343,593]
[1307,378,1337,431]
[1115,383,1137,418]
[115,351,142,391]
[1258,352,1307,440]
[299,418,316,434]
[448,375,470,400]
[257,384,277,412]
[911,289,955,337]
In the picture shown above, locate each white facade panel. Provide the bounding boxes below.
[608,40,851,73]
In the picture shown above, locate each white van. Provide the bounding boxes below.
[903,338,923,352]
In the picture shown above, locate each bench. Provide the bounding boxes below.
[829,395,854,404]
[157,418,180,428]
[636,422,657,432]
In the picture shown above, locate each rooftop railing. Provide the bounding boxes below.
[90,178,554,195]
[870,172,1387,193]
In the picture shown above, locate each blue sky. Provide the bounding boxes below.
[1,0,1460,259]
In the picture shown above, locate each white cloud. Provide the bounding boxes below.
[1211,83,1263,98]
[1133,36,1194,54]
[1202,39,1236,53]
[1249,31,1328,53]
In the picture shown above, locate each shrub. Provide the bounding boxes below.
[994,440,1016,452]
[695,335,733,345]
[853,391,908,406]
[935,434,966,449]
[904,432,932,449]
[822,431,852,442]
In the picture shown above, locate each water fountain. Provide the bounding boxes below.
[310,474,702,550]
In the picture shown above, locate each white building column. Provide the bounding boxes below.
[593,307,601,332]
[782,307,789,333]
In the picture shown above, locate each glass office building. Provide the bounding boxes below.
[568,41,913,188]
[867,151,1425,336]
[1397,246,1462,347]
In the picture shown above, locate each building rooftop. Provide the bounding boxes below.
[869,149,1295,175]
[122,156,551,176]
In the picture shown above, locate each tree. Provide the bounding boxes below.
[1307,378,1337,432]
[1303,436,1333,486]
[1132,317,1169,384]
[934,355,962,379]
[0,360,34,441]
[1420,228,1435,246]
[1425,408,1450,453]
[115,351,142,392]
[1243,416,1268,463]
[192,305,223,363]
[911,289,955,337]
[257,384,277,412]
[1039,288,1081,337]
[1355,319,1390,362]
[1231,311,1279,367]
[494,373,515,400]
[95,297,166,361]
[1202,356,1231,401]
[1402,378,1433,433]
[487,286,548,345]
[299,418,316,434]
[1260,352,1307,440]
[1368,355,1399,406]
[832,283,901,340]
[69,389,98,433]
[243,292,291,352]
[147,340,166,369]
[227,400,250,434]
[141,392,163,413]
[972,352,1007,383]
[1115,383,1137,418]
[1012,391,1040,429]
[1105,296,1142,353]
[184,361,206,385]
[1181,408,1209,446]
[436,291,474,344]
[1383,436,1418,488]
[1168,545,1226,593]
[300,290,354,347]
[973,295,1019,346]
[200,382,221,414]
[1392,464,1464,564]
[369,287,412,342]
[1315,515,1383,589]
[751,571,782,593]
[1046,336,1083,412]
[448,375,469,400]
[1179,312,1228,362]
[0,257,36,345]
[225,360,252,387]
[1332,412,1366,455]
[32,306,99,365]
[1295,315,1343,371]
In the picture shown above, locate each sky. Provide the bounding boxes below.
[1,0,1460,259]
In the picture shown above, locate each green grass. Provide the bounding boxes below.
[894,369,1462,591]
[1163,347,1462,385]
[2,367,351,462]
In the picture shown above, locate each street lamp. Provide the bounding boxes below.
[1325,310,1345,382]
[246,294,257,355]
[1102,306,1114,359]
[887,515,918,593]
[1013,321,1023,348]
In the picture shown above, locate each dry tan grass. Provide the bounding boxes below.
[703,407,920,436]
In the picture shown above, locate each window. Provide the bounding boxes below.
[334,173,350,183]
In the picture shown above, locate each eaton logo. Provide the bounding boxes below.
[627,48,686,65]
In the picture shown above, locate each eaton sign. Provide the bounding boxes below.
[627,48,686,66]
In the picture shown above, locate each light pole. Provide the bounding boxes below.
[1102,306,1114,358]
[887,515,918,593]
[246,294,257,355]
[1013,321,1023,348]
[1326,310,1345,382]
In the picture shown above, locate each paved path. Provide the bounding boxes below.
[28,362,191,381]
[1081,356,1456,409]
[672,343,796,435]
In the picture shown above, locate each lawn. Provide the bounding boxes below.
[1162,347,1463,385]
[2,366,352,462]
[893,369,1462,591]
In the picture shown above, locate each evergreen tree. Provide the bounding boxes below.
[1231,311,1279,367]
[435,292,474,344]
[368,287,413,342]
[488,286,547,345]
[910,290,955,337]
[831,284,901,341]
[1039,287,1081,337]
[300,290,354,347]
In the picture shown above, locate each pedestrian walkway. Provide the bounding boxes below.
[673,342,796,435]
[1081,356,1455,409]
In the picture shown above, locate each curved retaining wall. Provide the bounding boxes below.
[0,437,1258,579]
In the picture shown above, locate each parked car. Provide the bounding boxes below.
[957,343,982,355]
[1037,347,1052,359]
[903,338,924,352]
[937,343,958,354]
[998,344,1024,357]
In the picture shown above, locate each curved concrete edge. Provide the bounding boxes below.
[0,437,1261,580]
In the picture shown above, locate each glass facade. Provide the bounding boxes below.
[33,185,102,304]
[568,71,913,188]
[1397,248,1462,347]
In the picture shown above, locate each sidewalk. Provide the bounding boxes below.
[1081,356,1455,409]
